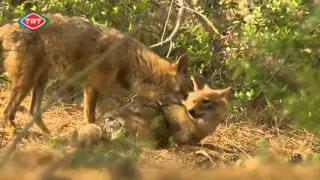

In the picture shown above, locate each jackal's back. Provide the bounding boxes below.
[0,13,138,79]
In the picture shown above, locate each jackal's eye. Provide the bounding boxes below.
[142,78,153,84]
[183,93,188,100]
[202,99,211,104]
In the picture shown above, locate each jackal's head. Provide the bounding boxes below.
[159,54,194,105]
[183,75,232,136]
[133,53,192,105]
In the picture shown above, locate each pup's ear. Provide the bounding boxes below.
[190,75,204,91]
[219,87,232,99]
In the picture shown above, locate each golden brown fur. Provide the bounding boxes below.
[71,124,111,149]
[0,13,190,134]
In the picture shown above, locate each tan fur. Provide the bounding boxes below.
[71,124,111,149]
[0,13,190,134]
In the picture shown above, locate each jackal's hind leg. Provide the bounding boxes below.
[29,73,50,134]
[2,75,33,138]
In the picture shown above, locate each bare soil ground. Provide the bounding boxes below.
[0,83,319,179]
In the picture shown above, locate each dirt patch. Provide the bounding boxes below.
[0,84,319,170]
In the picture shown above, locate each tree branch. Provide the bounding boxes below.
[160,0,175,45]
[181,1,220,35]
[150,0,185,48]
[166,40,174,58]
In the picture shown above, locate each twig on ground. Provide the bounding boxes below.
[69,92,82,101]
[0,9,165,167]
[195,150,214,163]
[119,93,138,103]
[150,0,185,48]
[138,103,158,110]
[196,143,235,153]
[104,93,138,105]
[224,139,252,160]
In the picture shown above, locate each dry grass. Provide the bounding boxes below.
[0,83,319,179]
[0,146,320,180]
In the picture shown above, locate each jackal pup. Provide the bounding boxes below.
[169,75,232,145]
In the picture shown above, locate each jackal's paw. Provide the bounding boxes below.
[0,126,8,137]
[288,153,303,164]
[5,124,16,140]
[0,120,6,131]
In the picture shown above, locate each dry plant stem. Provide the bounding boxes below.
[309,23,320,34]
[150,0,185,48]
[225,23,239,45]
[195,150,214,163]
[224,139,252,160]
[0,77,11,83]
[0,10,165,167]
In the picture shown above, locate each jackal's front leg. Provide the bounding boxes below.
[83,85,100,124]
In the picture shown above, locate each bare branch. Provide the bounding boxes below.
[160,0,175,45]
[166,40,174,58]
[183,1,220,35]
[150,0,186,48]
[0,9,165,167]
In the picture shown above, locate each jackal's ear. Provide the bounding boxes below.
[175,54,189,76]
[190,75,204,91]
[220,87,232,99]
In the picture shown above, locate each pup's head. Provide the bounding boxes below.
[133,53,192,105]
[71,124,111,149]
[183,75,232,135]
